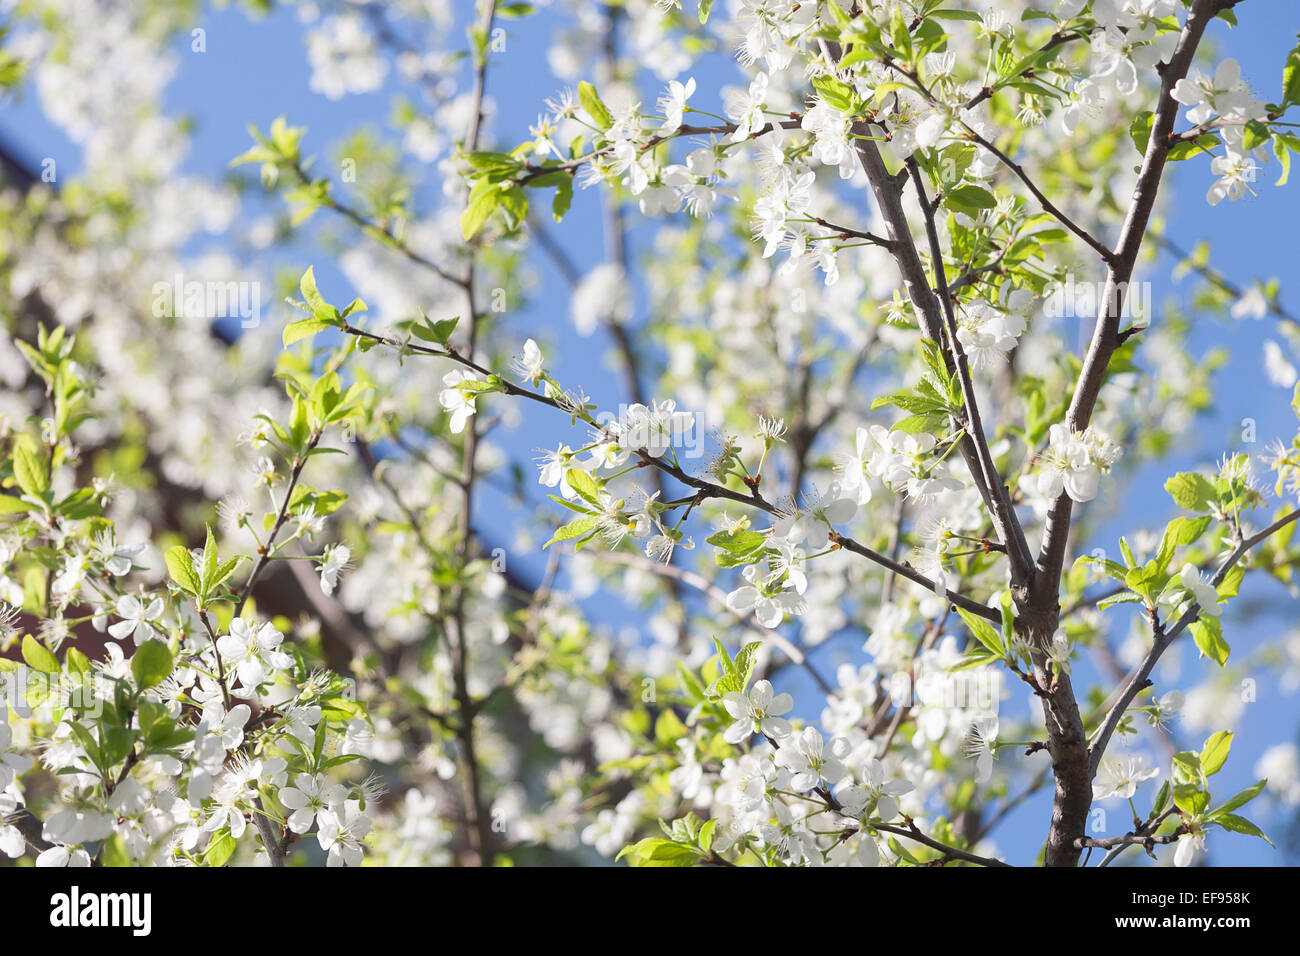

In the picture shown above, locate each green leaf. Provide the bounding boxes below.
[1211,778,1267,816]
[208,557,242,593]
[100,832,131,867]
[1172,750,1203,785]
[1128,110,1154,155]
[100,727,134,771]
[56,489,100,520]
[498,186,528,229]
[698,817,717,851]
[165,545,201,596]
[952,650,1000,671]
[551,174,573,221]
[1217,564,1245,601]
[711,636,735,678]
[12,434,48,499]
[283,317,335,346]
[1212,812,1271,844]
[1172,783,1209,816]
[715,641,763,695]
[957,606,1003,656]
[68,723,102,768]
[1165,472,1218,513]
[811,74,858,113]
[299,266,329,314]
[461,187,503,240]
[1150,779,1171,817]
[1192,616,1230,667]
[623,837,699,867]
[201,525,219,593]
[205,828,237,867]
[707,528,767,567]
[705,529,766,553]
[1074,553,1131,583]
[1276,133,1293,186]
[889,7,913,60]
[1199,731,1232,776]
[1124,561,1164,602]
[676,661,707,703]
[543,515,601,549]
[564,468,601,504]
[411,313,459,346]
[464,151,519,174]
[578,81,614,131]
[131,640,174,690]
[1284,40,1300,106]
[0,494,30,514]
[65,647,91,675]
[945,184,997,216]
[22,634,59,674]
[1242,119,1271,151]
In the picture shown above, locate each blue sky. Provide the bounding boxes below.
[2,1,1298,864]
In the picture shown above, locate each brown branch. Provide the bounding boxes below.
[1098,808,1181,865]
[962,129,1116,264]
[873,820,1011,867]
[1089,506,1300,776]
[906,157,1033,577]
[1076,829,1182,850]
[1024,0,1221,868]
[447,0,500,868]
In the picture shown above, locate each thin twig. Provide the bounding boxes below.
[1089,506,1300,775]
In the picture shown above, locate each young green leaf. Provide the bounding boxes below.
[22,634,60,674]
[131,640,174,691]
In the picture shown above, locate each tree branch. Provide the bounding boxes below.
[1035,0,1221,602]
[961,129,1116,264]
[336,324,1003,624]
[906,157,1033,577]
[1023,0,1221,867]
[1089,506,1300,776]
[825,55,1032,586]
[873,820,1011,867]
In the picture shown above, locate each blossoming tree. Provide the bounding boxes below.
[2,0,1300,868]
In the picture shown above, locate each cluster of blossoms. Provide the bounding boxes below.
[538,76,727,219]
[1,588,372,867]
[3,0,1298,876]
[724,552,807,629]
[1053,1,1272,206]
[635,642,1023,867]
[0,318,373,867]
[719,481,859,630]
[955,286,1034,369]
[843,426,965,505]
[710,679,920,866]
[1171,58,1272,205]
[1032,423,1123,504]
